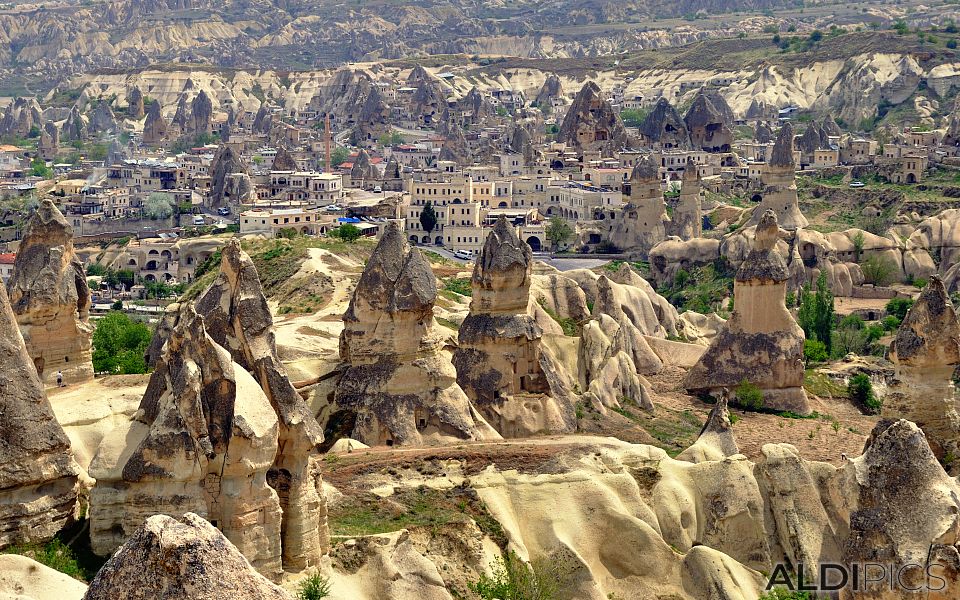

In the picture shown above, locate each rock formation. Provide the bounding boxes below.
[7,199,94,386]
[459,86,493,123]
[330,223,499,446]
[84,513,291,600]
[171,93,190,132]
[749,122,808,230]
[0,97,41,138]
[638,97,691,150]
[670,159,702,240]
[60,105,87,142]
[209,145,252,208]
[454,217,576,437]
[38,121,59,160]
[89,305,286,580]
[605,155,668,257]
[271,146,297,171]
[191,89,213,135]
[676,392,738,463]
[0,278,79,549]
[194,239,328,568]
[796,121,829,165]
[684,90,733,152]
[684,210,810,414]
[557,81,629,156]
[142,100,168,146]
[349,148,377,183]
[88,100,117,134]
[885,276,960,469]
[754,121,774,143]
[534,74,563,109]
[252,105,272,134]
[127,86,145,120]
[437,127,472,166]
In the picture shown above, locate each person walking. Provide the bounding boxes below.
[56,370,63,388]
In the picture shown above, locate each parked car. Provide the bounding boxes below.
[192,215,205,226]
[849,181,865,188]
[453,250,473,260]
[373,186,382,193]
[217,206,231,216]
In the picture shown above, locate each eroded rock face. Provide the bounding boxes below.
[7,199,93,386]
[685,210,810,413]
[454,218,576,437]
[84,513,291,600]
[88,100,117,134]
[670,159,702,240]
[60,105,87,142]
[127,86,145,120]
[677,393,738,463]
[0,280,79,549]
[749,122,808,230]
[885,277,960,468]
[557,81,630,156]
[191,90,213,135]
[271,146,297,171]
[142,100,168,145]
[89,306,285,580]
[533,74,563,108]
[331,224,499,446]
[639,98,691,150]
[195,239,329,568]
[209,145,252,208]
[684,89,733,152]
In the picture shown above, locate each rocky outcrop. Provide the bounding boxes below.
[330,224,500,446]
[171,93,190,132]
[676,393,738,463]
[252,105,272,135]
[885,277,960,470]
[749,122,807,230]
[557,81,629,156]
[209,145,252,208]
[84,513,291,600]
[533,74,563,108]
[127,86,145,120]
[191,90,213,135]
[684,89,733,152]
[60,105,87,142]
[0,97,41,138]
[142,100,168,146]
[669,159,702,240]
[194,239,329,568]
[271,146,297,171]
[88,100,117,134]
[604,155,668,256]
[7,199,93,386]
[685,210,810,414]
[454,218,576,437]
[437,127,472,166]
[638,97,690,150]
[754,121,774,143]
[38,121,59,160]
[89,305,286,580]
[0,279,79,549]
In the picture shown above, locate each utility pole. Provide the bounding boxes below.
[324,114,332,174]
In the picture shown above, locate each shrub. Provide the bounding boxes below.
[469,551,572,600]
[329,223,361,243]
[86,263,108,276]
[797,272,835,353]
[849,373,880,412]
[838,314,865,330]
[860,255,897,286]
[885,297,914,320]
[804,339,828,364]
[2,539,84,581]
[296,572,331,600]
[882,315,901,331]
[948,39,958,49]
[734,379,765,411]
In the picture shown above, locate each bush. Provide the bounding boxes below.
[860,255,897,286]
[734,379,765,411]
[885,297,914,320]
[948,39,958,49]
[329,223,362,243]
[86,263,108,276]
[849,373,880,412]
[797,272,835,354]
[804,339,828,364]
[469,551,572,600]
[296,572,331,600]
[838,314,865,330]
[882,315,900,331]
[92,311,152,374]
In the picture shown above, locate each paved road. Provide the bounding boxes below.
[538,256,610,271]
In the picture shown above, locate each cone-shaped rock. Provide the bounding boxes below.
[676,393,739,463]
[749,123,808,230]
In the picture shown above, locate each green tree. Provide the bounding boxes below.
[798,271,835,354]
[330,223,361,243]
[30,156,52,178]
[860,255,897,286]
[852,230,865,262]
[734,379,764,411]
[144,279,173,300]
[419,201,438,235]
[92,311,152,374]
[545,216,573,251]
[849,373,880,412]
[330,147,349,168]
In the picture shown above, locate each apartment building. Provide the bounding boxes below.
[239,207,335,238]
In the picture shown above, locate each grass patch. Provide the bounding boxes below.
[613,404,702,457]
[442,277,473,297]
[436,317,461,330]
[803,370,848,399]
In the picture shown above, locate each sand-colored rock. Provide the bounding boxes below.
[685,210,810,414]
[885,276,960,468]
[0,555,86,600]
[84,513,291,600]
[454,218,576,437]
[195,239,329,568]
[89,306,285,580]
[330,223,499,446]
[676,393,739,463]
[557,81,629,156]
[0,279,79,550]
[670,159,703,240]
[6,199,93,386]
[748,123,808,230]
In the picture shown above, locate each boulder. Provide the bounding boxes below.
[676,393,739,463]
[557,81,630,156]
[6,199,93,386]
[84,513,291,600]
